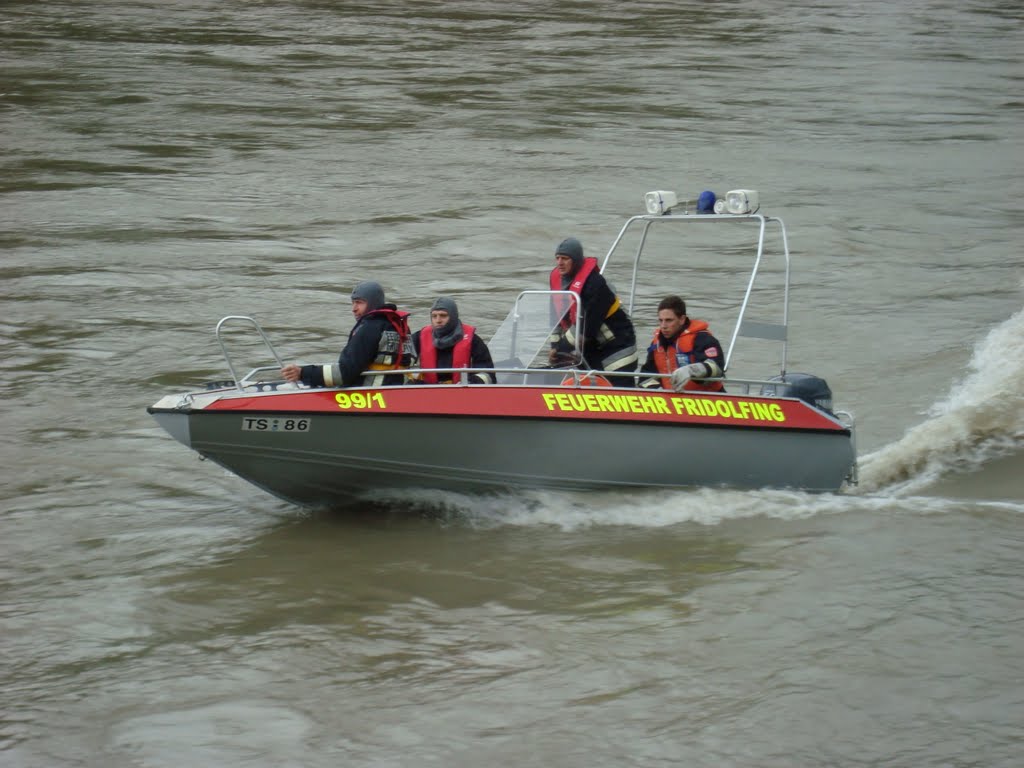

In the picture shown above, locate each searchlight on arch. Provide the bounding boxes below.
[643,188,760,215]
[643,190,678,215]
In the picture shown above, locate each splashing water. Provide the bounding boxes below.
[365,311,1024,527]
[374,486,849,529]
[372,483,1024,530]
[857,307,1024,494]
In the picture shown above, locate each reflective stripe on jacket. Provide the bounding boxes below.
[320,308,412,387]
[363,308,413,386]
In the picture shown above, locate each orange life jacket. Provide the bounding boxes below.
[651,320,724,392]
[418,324,475,384]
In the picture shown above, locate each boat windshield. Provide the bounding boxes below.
[487,290,580,385]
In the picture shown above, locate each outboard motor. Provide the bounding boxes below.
[761,373,835,414]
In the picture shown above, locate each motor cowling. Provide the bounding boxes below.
[761,373,834,413]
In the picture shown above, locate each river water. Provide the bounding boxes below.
[2,1,1023,766]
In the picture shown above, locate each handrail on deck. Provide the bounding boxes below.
[215,315,285,391]
[208,312,797,394]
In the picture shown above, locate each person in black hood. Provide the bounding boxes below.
[280,280,414,388]
[547,237,638,384]
[412,296,495,384]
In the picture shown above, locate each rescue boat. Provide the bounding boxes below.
[148,190,858,506]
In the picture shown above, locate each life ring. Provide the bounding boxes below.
[560,374,613,388]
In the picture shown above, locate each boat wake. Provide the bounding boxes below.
[374,486,848,529]
[856,307,1024,497]
[369,309,1024,527]
[370,483,1023,531]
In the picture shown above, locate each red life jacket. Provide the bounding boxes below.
[549,257,600,328]
[365,308,412,373]
[651,320,724,392]
[418,324,475,384]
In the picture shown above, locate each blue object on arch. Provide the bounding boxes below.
[697,190,717,214]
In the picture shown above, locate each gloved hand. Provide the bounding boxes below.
[670,363,709,392]
[548,349,578,368]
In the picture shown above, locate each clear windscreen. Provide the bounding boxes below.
[486,291,579,384]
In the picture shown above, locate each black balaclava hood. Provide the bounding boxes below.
[431,296,463,350]
[351,281,385,312]
[555,237,584,287]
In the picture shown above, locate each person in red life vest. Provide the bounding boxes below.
[638,295,725,392]
[547,236,638,385]
[412,296,496,384]
[280,280,414,388]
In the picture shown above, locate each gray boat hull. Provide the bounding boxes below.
[150,385,855,505]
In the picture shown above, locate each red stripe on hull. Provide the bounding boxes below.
[203,386,844,432]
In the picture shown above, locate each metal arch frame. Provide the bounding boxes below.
[597,212,791,376]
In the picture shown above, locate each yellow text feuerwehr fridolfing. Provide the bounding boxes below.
[540,392,786,422]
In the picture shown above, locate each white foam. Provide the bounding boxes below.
[373,484,1024,530]
[857,307,1024,494]
[377,486,856,530]
[369,310,1024,526]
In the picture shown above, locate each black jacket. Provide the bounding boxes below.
[299,306,412,387]
[553,269,637,371]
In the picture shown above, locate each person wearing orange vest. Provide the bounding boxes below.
[412,297,496,384]
[280,281,414,388]
[638,295,725,392]
[547,237,638,385]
